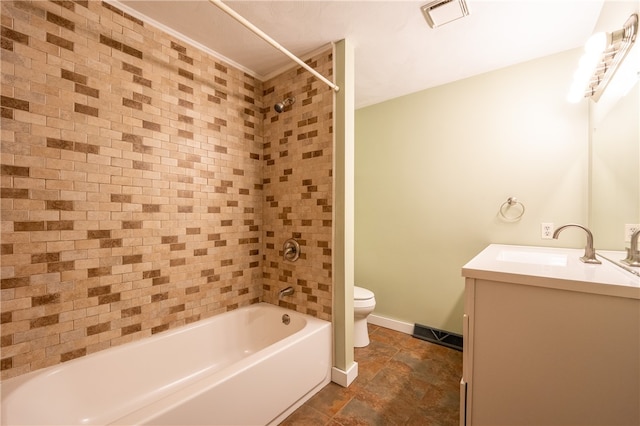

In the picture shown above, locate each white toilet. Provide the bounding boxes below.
[353,286,376,347]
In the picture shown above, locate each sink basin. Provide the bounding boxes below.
[496,248,568,266]
[463,244,640,297]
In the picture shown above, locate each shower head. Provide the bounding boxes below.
[274,97,295,113]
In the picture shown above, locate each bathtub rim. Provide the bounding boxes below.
[1,302,332,426]
[0,302,326,386]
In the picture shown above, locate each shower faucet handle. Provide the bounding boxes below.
[283,238,300,262]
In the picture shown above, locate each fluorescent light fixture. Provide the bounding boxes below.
[567,14,638,103]
[421,0,470,29]
[567,35,606,103]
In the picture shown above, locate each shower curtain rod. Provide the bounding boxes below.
[209,0,340,93]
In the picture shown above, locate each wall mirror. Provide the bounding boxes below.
[589,74,639,251]
[588,5,639,251]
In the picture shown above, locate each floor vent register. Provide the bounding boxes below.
[413,324,463,351]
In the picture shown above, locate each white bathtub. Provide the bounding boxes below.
[1,303,332,425]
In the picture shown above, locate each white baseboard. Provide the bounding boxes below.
[331,361,358,387]
[331,315,413,388]
[368,314,414,335]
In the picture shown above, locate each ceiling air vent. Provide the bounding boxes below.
[421,0,470,28]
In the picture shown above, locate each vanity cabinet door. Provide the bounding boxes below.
[464,278,639,426]
[460,282,474,426]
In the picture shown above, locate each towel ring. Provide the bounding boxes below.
[499,197,525,221]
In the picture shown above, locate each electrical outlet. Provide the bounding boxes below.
[624,224,640,242]
[541,223,554,239]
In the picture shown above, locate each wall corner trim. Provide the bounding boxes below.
[331,362,358,388]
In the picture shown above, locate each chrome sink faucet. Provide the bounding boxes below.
[621,228,640,267]
[552,223,601,264]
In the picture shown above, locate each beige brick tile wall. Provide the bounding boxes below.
[1,0,334,380]
[261,54,334,320]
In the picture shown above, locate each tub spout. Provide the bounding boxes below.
[552,223,601,264]
[279,286,294,300]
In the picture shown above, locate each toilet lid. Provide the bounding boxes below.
[354,286,374,300]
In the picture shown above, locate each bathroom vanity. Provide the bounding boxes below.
[460,244,640,426]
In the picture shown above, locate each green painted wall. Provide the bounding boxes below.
[355,49,589,334]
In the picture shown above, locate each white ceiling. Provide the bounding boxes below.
[115,0,606,109]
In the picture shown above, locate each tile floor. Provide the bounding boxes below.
[280,324,463,426]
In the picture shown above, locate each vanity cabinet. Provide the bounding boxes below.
[460,244,640,426]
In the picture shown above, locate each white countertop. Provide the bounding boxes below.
[462,244,640,299]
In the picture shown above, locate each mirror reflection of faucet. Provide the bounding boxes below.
[552,223,601,264]
[621,228,640,267]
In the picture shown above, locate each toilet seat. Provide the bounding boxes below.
[354,286,374,301]
[354,286,375,310]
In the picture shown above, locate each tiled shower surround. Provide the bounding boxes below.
[0,0,333,380]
